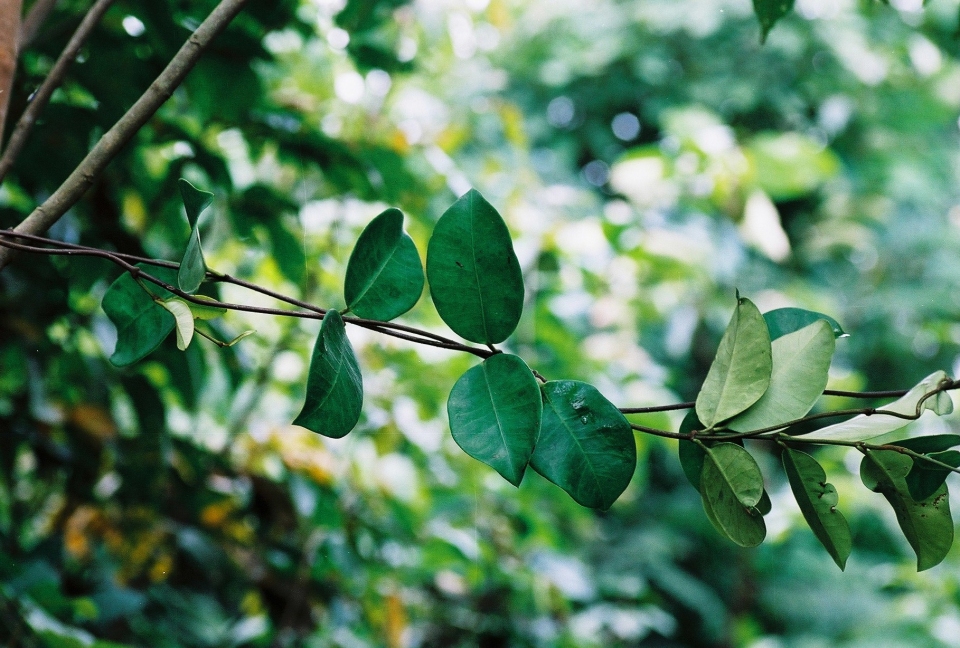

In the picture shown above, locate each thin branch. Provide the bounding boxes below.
[0,0,23,144]
[0,0,116,184]
[780,437,960,477]
[0,0,250,271]
[822,388,909,398]
[620,401,695,414]
[18,0,59,50]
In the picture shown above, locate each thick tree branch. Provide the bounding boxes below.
[18,0,59,50]
[0,0,23,145]
[0,0,115,185]
[0,0,250,271]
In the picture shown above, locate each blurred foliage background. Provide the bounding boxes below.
[4,0,960,645]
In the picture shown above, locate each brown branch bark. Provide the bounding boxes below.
[0,0,115,185]
[0,0,250,271]
[18,0,59,50]
[0,0,23,145]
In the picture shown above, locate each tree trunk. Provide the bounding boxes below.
[0,0,23,145]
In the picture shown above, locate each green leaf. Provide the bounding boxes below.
[186,295,228,320]
[700,443,767,547]
[752,0,795,42]
[530,380,635,510]
[447,353,542,486]
[678,410,706,491]
[782,447,852,570]
[224,330,255,347]
[102,265,178,367]
[159,298,195,351]
[293,310,363,438]
[894,434,960,454]
[763,307,846,341]
[802,371,951,443]
[906,450,960,502]
[344,208,424,321]
[177,179,214,294]
[860,450,954,571]
[426,189,524,344]
[728,320,835,432]
[695,297,772,429]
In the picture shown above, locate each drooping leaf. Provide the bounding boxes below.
[159,298,195,351]
[781,447,852,570]
[695,297,772,429]
[293,310,363,438]
[530,380,635,510]
[905,450,960,502]
[752,0,795,42]
[344,208,424,321]
[447,353,542,486]
[177,179,214,294]
[763,307,845,341]
[728,320,835,432]
[700,443,767,547]
[860,450,954,571]
[102,265,178,367]
[426,189,524,344]
[801,371,951,443]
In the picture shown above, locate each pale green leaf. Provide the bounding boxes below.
[159,298,195,351]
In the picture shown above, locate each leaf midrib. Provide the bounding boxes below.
[482,361,517,478]
[545,387,605,501]
[349,236,401,311]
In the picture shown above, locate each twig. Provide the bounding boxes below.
[0,0,250,271]
[0,0,23,144]
[0,0,116,184]
[18,0,59,50]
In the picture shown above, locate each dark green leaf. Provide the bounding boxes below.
[728,320,835,432]
[102,266,177,367]
[753,0,795,42]
[177,179,214,294]
[426,189,524,344]
[861,450,954,571]
[893,434,960,454]
[678,410,706,491]
[293,310,363,438]
[530,380,635,510]
[345,208,424,321]
[266,217,306,287]
[700,443,767,547]
[906,450,960,502]
[763,307,845,341]
[447,353,542,486]
[695,297,772,429]
[782,447,852,570]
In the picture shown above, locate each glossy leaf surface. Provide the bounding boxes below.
[802,371,951,443]
[861,450,954,571]
[763,307,845,341]
[344,208,424,321]
[447,353,542,486]
[782,447,851,570]
[293,310,363,438]
[102,266,177,367]
[729,320,835,432]
[531,380,635,510]
[426,189,524,344]
[177,179,214,294]
[700,443,766,547]
[696,297,772,429]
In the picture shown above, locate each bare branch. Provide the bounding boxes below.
[0,0,23,144]
[18,0,59,50]
[0,0,115,185]
[0,0,250,271]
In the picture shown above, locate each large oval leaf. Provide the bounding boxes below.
[728,320,835,432]
[447,353,542,486]
[293,310,363,438]
[782,447,851,570]
[763,307,845,341]
[801,371,951,443]
[530,380,635,510]
[426,189,524,344]
[695,297,772,429]
[177,179,214,294]
[700,443,767,547]
[860,450,954,571]
[102,265,178,367]
[344,208,424,321]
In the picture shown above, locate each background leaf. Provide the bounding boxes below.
[102,266,177,367]
[728,320,835,432]
[782,447,852,570]
[752,0,795,42]
[447,353,542,486]
[293,310,364,438]
[763,307,845,341]
[344,208,424,321]
[861,450,954,571]
[695,297,772,429]
[426,189,524,344]
[530,380,635,510]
